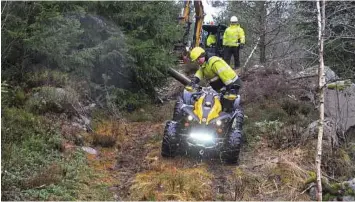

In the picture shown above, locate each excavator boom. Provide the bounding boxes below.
[193,1,204,48]
[179,0,204,49]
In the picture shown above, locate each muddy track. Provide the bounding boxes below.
[108,119,310,201]
[114,124,157,200]
[206,161,234,200]
[113,128,228,200]
[112,118,247,200]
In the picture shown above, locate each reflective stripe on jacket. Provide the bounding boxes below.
[223,24,245,47]
[194,56,238,86]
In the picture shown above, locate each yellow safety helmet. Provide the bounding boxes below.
[190,47,205,62]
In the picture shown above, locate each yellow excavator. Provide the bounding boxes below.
[174,0,204,63]
[175,0,227,62]
[180,0,204,48]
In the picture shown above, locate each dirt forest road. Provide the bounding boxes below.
[83,68,316,201]
[86,102,310,201]
[86,69,315,200]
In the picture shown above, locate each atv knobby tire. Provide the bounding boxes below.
[161,120,180,157]
[221,108,244,164]
[172,97,184,121]
[232,108,244,130]
[220,129,242,164]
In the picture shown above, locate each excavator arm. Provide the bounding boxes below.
[193,1,204,48]
[179,0,204,48]
[179,1,192,47]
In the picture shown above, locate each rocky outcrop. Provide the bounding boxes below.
[291,66,339,82]
[325,83,355,137]
[308,178,355,201]
[291,66,355,142]
[303,118,339,147]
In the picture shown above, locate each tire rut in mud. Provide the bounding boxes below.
[114,127,152,200]
[207,161,237,200]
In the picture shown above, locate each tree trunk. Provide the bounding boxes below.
[316,0,326,201]
[258,2,267,64]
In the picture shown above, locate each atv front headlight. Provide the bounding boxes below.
[216,120,222,126]
[190,132,214,142]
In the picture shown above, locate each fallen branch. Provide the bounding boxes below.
[241,37,260,73]
[300,183,314,195]
[33,184,46,189]
[321,172,341,183]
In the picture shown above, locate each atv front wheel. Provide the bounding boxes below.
[161,120,180,157]
[172,99,183,121]
[232,107,244,131]
[220,129,242,164]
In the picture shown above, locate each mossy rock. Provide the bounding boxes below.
[305,172,355,200]
[323,193,337,201]
[26,87,79,114]
[327,80,352,91]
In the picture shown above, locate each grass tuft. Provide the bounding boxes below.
[129,166,213,201]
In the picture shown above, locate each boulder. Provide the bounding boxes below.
[72,114,91,132]
[27,86,80,114]
[345,178,355,191]
[82,146,98,155]
[292,66,355,139]
[325,83,355,136]
[291,66,339,82]
[307,178,355,201]
[303,118,339,147]
[338,178,355,201]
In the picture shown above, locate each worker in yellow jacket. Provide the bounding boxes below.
[188,47,241,111]
[206,33,216,47]
[223,16,245,70]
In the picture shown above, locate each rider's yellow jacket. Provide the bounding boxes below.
[194,56,238,87]
[223,24,245,47]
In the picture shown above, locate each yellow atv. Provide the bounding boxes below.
[161,85,244,164]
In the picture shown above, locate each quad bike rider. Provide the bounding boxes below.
[161,47,244,164]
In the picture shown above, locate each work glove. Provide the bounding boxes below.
[239,44,244,49]
[185,77,200,92]
[185,84,199,92]
[190,76,200,85]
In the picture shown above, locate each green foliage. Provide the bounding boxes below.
[1,107,112,200]
[243,118,262,147]
[108,88,150,111]
[1,108,61,200]
[25,4,84,70]
[255,120,284,134]
[243,98,317,149]
[1,81,11,106]
[123,101,175,123]
[26,70,70,88]
[1,108,55,144]
[1,1,183,200]
[96,1,182,94]
[26,86,79,114]
[1,86,28,107]
[2,1,182,109]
